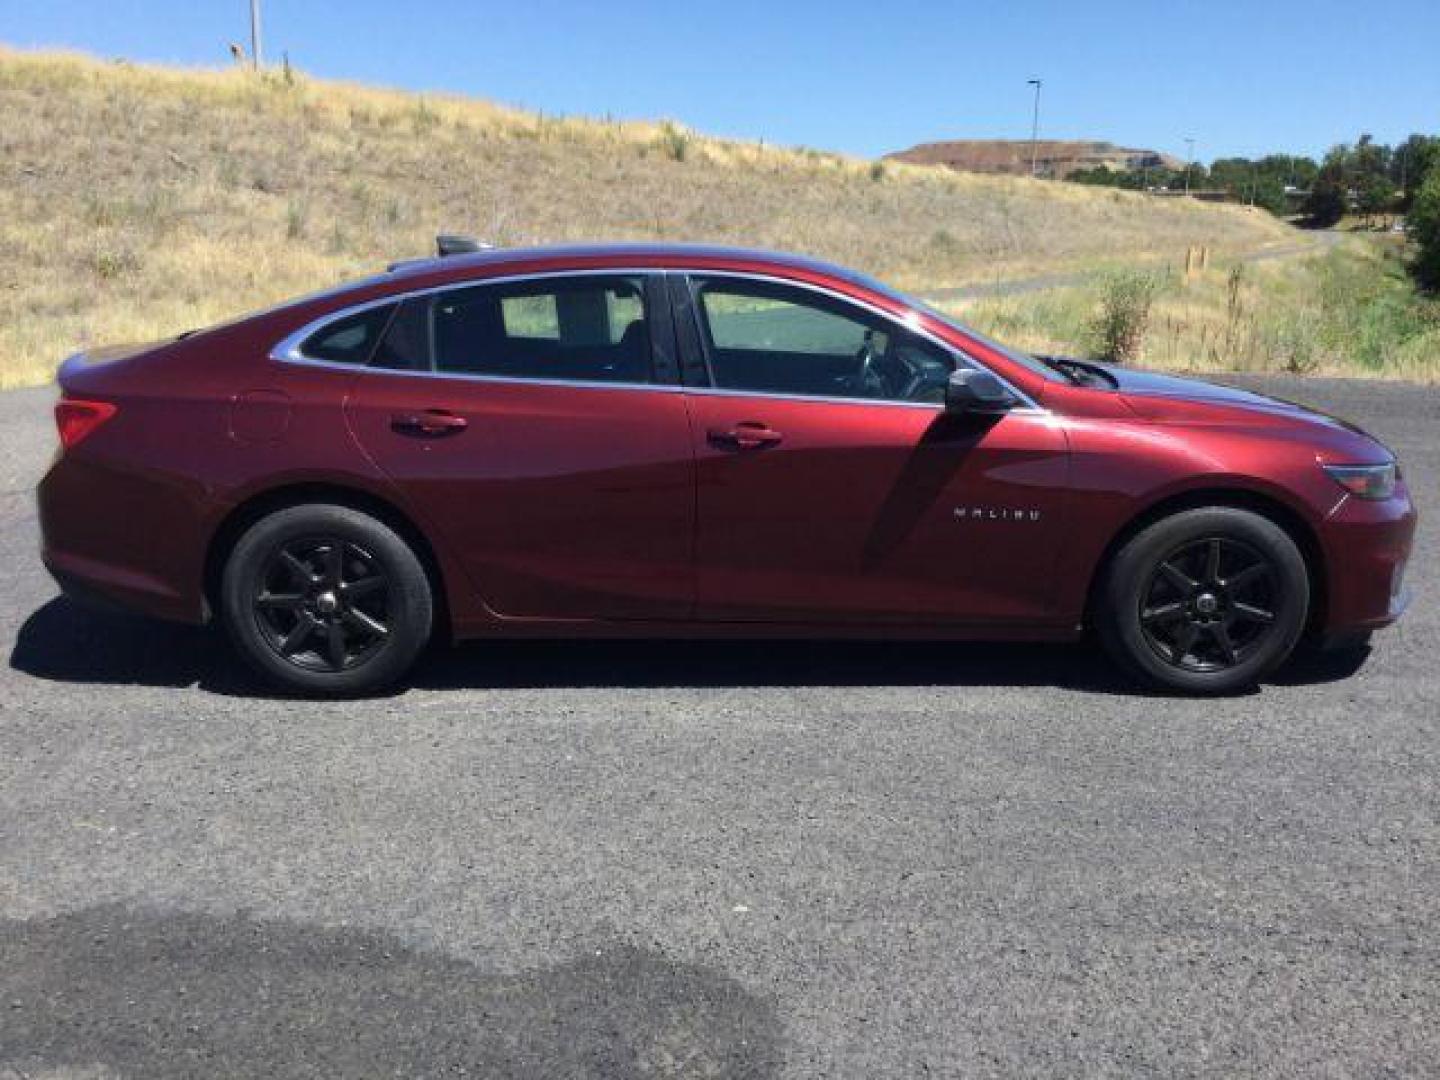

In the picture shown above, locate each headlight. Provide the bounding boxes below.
[1323,462,1397,500]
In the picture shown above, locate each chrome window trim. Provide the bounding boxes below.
[270,265,1045,412]
[269,268,671,394]
[268,352,685,394]
[681,386,948,411]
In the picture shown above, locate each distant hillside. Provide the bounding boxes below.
[887,139,1185,179]
[0,47,1292,387]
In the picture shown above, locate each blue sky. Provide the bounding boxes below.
[6,0,1438,163]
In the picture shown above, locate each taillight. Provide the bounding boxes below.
[55,398,117,450]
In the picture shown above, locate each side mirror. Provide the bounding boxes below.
[945,368,1016,414]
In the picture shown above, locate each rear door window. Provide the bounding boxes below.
[370,276,654,384]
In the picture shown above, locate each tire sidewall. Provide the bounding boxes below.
[221,504,433,696]
[1099,507,1310,694]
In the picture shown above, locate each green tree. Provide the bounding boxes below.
[1250,175,1290,215]
[1260,154,1318,191]
[1409,164,1440,292]
[1189,154,1318,216]
[1304,158,1348,227]
[1353,133,1390,185]
[1396,134,1440,208]
[1356,172,1398,225]
[1067,167,1125,187]
[1207,157,1253,194]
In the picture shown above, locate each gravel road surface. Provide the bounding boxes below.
[1,375,1435,1078]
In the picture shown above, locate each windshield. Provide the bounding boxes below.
[840,268,1065,383]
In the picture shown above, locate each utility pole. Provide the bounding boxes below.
[249,0,263,69]
[1027,79,1043,178]
[1184,137,1196,196]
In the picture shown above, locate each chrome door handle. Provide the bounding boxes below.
[391,410,468,437]
[707,421,783,451]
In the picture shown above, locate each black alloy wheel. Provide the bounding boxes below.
[1139,536,1279,672]
[1097,506,1310,694]
[221,504,434,696]
[253,537,391,673]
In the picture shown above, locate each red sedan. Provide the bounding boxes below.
[39,242,1416,695]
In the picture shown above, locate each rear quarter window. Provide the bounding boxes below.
[300,305,396,365]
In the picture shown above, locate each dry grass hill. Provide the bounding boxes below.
[887,139,1185,178]
[0,47,1295,387]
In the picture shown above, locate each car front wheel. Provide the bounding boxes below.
[1097,507,1310,694]
[221,504,434,696]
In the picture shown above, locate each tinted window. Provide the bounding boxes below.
[371,276,652,383]
[692,278,953,403]
[704,290,874,355]
[299,304,395,365]
[370,301,430,372]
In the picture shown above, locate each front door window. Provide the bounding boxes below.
[691,277,954,404]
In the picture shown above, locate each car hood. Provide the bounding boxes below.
[1064,361,1399,463]
[1093,363,1373,437]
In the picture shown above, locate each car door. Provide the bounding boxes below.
[342,271,696,621]
[674,272,1070,625]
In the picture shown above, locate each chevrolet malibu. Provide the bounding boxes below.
[39,242,1416,696]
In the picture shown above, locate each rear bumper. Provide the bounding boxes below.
[38,455,210,625]
[1319,485,1417,636]
[41,548,203,624]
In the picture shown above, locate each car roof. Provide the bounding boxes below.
[382,242,881,290]
[240,242,912,343]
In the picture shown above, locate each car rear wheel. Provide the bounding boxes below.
[221,504,433,696]
[1097,507,1309,694]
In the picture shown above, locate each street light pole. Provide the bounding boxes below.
[1184,137,1196,196]
[1027,79,1043,178]
[250,0,263,69]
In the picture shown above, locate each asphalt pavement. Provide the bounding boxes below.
[1,375,1436,1077]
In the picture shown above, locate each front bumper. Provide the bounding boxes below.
[1319,483,1418,635]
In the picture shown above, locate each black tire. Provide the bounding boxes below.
[1096,507,1309,694]
[221,504,433,696]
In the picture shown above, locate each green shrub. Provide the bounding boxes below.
[1090,270,1166,363]
[411,97,439,134]
[928,228,961,253]
[1266,313,1320,375]
[657,121,690,163]
[1410,166,1440,292]
[93,247,138,281]
[285,199,308,239]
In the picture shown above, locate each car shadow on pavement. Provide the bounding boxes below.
[10,596,1369,697]
[9,597,252,694]
[8,597,1129,696]
[0,903,783,1079]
